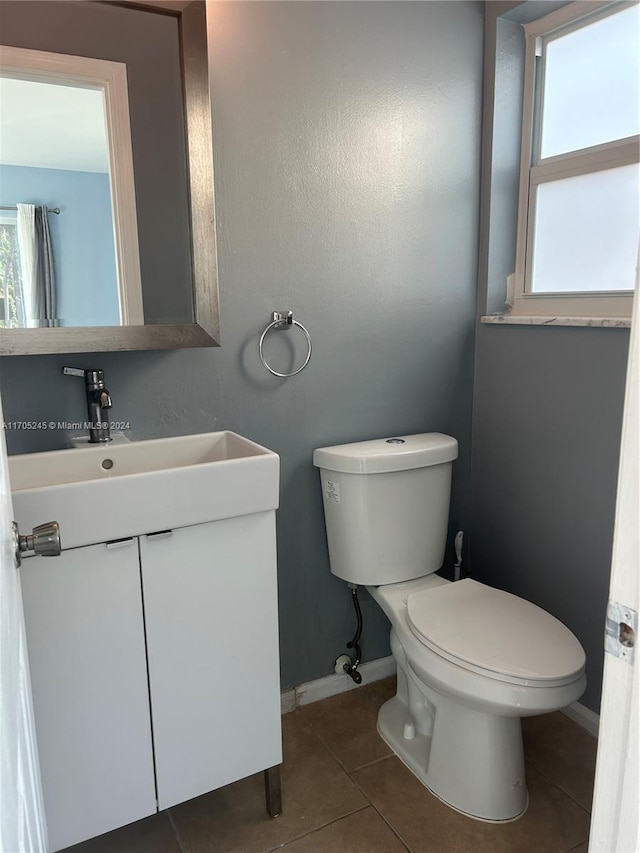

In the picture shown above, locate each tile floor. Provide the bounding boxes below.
[63,677,597,853]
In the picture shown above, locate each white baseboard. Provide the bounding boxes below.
[281,655,396,714]
[280,689,297,715]
[281,659,600,741]
[561,701,600,738]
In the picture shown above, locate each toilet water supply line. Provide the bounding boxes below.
[335,583,363,684]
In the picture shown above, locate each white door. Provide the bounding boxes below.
[0,397,48,853]
[20,539,157,851]
[590,274,639,852]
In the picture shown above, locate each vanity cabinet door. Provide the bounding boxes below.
[20,539,157,852]
[140,512,282,810]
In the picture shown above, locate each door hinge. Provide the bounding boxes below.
[605,600,636,664]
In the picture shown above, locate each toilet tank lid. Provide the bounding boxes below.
[313,433,458,474]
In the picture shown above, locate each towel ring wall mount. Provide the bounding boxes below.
[259,311,312,377]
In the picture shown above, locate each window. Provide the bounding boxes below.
[511,0,639,319]
[0,211,25,329]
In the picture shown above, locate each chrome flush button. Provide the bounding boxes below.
[386,438,405,444]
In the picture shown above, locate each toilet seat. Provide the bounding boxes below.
[407,579,585,687]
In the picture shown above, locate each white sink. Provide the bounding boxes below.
[10,431,279,550]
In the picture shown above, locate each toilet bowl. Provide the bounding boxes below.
[313,433,586,822]
[369,574,585,821]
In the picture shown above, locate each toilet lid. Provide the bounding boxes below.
[407,579,585,682]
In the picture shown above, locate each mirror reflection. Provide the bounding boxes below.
[0,48,143,329]
[1,79,117,328]
[0,0,218,354]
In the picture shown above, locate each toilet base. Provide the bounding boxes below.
[377,693,529,822]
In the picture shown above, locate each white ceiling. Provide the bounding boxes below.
[0,77,110,173]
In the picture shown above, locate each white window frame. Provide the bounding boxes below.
[512,0,639,319]
[0,212,19,328]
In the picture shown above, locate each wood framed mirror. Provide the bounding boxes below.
[0,0,220,355]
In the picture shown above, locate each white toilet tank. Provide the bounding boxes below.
[313,433,458,586]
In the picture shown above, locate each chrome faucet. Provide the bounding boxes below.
[62,367,112,443]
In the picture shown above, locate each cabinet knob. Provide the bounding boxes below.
[13,521,62,566]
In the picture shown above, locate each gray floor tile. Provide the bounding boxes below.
[59,811,181,853]
[353,756,591,853]
[279,808,408,853]
[297,677,396,771]
[169,710,367,853]
[522,712,597,811]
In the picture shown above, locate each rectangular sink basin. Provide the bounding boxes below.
[10,431,279,550]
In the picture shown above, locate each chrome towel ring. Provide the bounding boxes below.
[259,311,312,377]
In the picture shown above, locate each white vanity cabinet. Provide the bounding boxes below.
[11,430,282,851]
[20,511,282,851]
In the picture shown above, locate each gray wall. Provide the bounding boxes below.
[471,325,628,712]
[471,3,630,713]
[0,1,484,690]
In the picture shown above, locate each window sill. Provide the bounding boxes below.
[480,314,631,328]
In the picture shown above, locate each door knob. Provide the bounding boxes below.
[13,521,61,567]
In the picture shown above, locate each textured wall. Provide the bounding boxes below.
[0,1,484,689]
[0,165,119,326]
[471,325,628,712]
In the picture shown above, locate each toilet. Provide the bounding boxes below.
[313,433,586,822]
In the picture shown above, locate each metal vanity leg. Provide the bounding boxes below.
[264,764,282,818]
